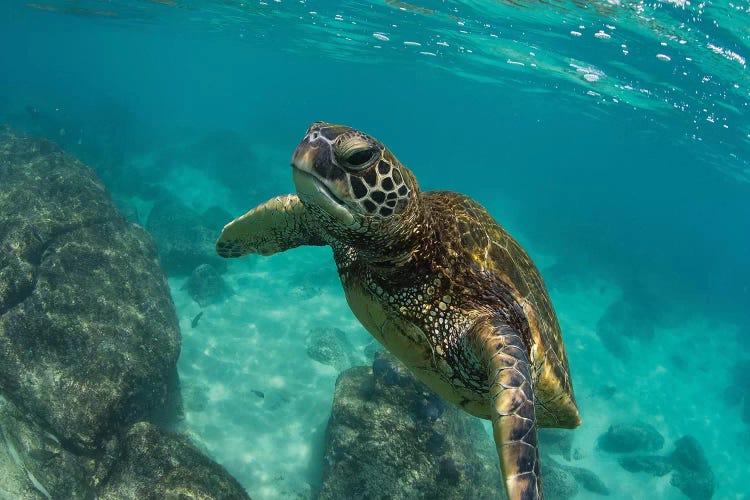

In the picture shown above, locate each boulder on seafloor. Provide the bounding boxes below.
[539,428,574,460]
[596,296,658,359]
[670,435,714,500]
[0,395,92,499]
[0,126,181,450]
[566,465,610,495]
[200,205,235,234]
[319,352,505,499]
[541,464,579,499]
[544,452,610,496]
[306,327,357,372]
[597,422,664,454]
[615,434,714,499]
[0,128,249,499]
[183,263,233,307]
[619,454,673,476]
[98,421,249,499]
[146,195,228,276]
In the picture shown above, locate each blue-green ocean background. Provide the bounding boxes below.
[1,0,749,498]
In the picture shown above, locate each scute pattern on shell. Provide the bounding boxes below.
[332,189,578,427]
[427,192,577,427]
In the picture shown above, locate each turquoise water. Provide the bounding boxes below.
[1,0,749,498]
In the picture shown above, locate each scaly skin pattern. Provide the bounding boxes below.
[216,122,581,500]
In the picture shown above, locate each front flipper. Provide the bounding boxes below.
[216,194,325,258]
[473,319,542,500]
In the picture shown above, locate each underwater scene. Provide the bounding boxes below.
[0,0,749,498]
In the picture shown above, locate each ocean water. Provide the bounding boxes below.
[1,0,749,498]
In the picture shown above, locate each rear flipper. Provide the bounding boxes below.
[473,319,542,500]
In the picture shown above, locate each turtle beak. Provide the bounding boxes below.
[291,140,316,174]
[291,122,331,173]
[291,123,345,182]
[291,123,357,227]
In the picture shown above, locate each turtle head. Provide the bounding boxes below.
[291,122,420,246]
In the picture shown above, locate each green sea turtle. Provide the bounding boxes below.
[216,122,581,499]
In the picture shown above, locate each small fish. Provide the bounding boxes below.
[191,311,203,329]
[251,390,265,399]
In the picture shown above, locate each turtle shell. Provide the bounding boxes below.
[423,191,581,429]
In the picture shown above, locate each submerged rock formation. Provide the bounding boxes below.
[0,127,248,498]
[98,421,247,499]
[306,327,357,372]
[597,421,664,453]
[0,395,91,499]
[146,195,229,276]
[184,263,233,307]
[596,296,658,359]
[319,352,505,499]
[0,126,180,450]
[605,421,715,499]
[670,435,714,500]
[320,351,605,500]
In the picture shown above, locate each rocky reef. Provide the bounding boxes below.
[183,263,233,307]
[596,296,657,359]
[319,352,505,499]
[598,420,714,499]
[306,327,358,372]
[598,422,665,454]
[319,351,606,499]
[146,195,231,277]
[0,128,248,498]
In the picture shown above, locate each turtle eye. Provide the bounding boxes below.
[342,148,377,170]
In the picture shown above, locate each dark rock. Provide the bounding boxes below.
[371,351,412,388]
[546,453,609,495]
[539,428,574,460]
[619,455,672,476]
[425,430,447,454]
[543,464,579,499]
[319,353,505,499]
[671,435,710,471]
[183,264,232,307]
[0,395,92,499]
[413,391,447,423]
[0,127,181,451]
[146,195,227,276]
[306,327,356,372]
[112,195,141,225]
[670,435,714,500]
[0,128,247,499]
[98,421,249,499]
[598,422,664,454]
[200,205,235,233]
[437,456,461,483]
[596,297,657,359]
[566,465,610,495]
